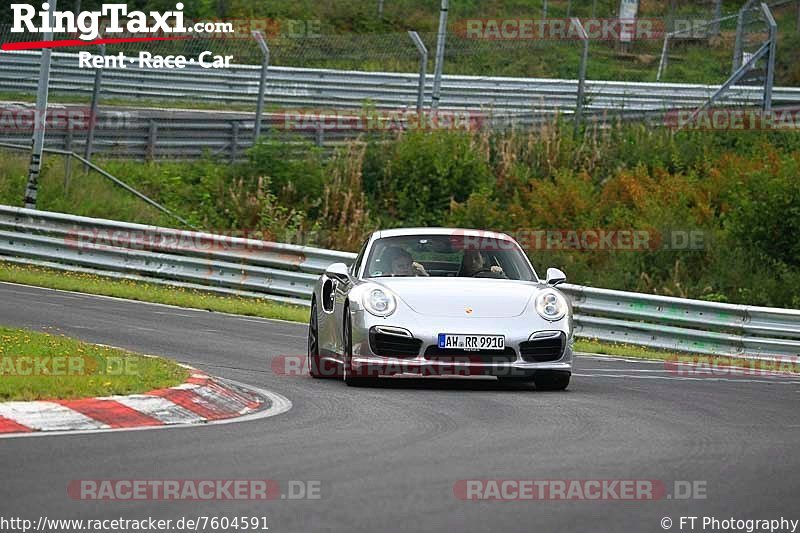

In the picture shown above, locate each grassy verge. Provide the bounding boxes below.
[574,339,799,374]
[0,262,310,323]
[574,339,676,360]
[0,326,189,401]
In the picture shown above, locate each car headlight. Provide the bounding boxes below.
[535,290,567,321]
[363,287,397,317]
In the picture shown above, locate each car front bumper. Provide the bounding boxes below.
[348,308,574,378]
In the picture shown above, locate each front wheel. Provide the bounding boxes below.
[342,309,372,387]
[533,371,571,391]
[307,299,324,378]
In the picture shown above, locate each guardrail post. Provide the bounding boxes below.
[573,18,589,132]
[84,43,104,173]
[315,122,324,147]
[566,0,572,17]
[431,0,448,112]
[146,121,158,161]
[231,121,239,163]
[64,127,73,191]
[761,2,777,114]
[591,0,597,18]
[252,31,271,142]
[408,31,428,115]
[542,0,548,18]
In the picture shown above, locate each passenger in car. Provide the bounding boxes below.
[458,250,505,278]
[383,247,429,277]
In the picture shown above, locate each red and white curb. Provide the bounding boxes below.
[0,368,292,438]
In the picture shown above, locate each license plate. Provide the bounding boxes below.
[437,334,505,351]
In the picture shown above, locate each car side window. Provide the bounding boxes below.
[350,240,369,277]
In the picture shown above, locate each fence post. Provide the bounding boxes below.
[543,0,548,18]
[566,0,572,17]
[408,31,428,115]
[761,2,777,114]
[431,0,448,112]
[573,18,589,132]
[24,0,56,209]
[656,32,670,81]
[796,0,800,32]
[146,121,158,161]
[712,0,723,36]
[732,4,748,74]
[252,30,270,142]
[378,0,384,18]
[84,43,105,172]
[591,0,597,18]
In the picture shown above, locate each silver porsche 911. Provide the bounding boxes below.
[307,228,573,390]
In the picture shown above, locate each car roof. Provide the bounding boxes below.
[373,227,516,241]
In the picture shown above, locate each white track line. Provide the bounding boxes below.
[573,372,800,385]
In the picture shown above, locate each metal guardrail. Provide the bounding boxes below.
[1,205,798,360]
[0,205,352,307]
[2,51,800,114]
[0,103,665,162]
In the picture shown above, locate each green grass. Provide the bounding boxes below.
[575,338,675,359]
[0,326,189,401]
[0,152,178,227]
[574,338,799,374]
[0,262,310,323]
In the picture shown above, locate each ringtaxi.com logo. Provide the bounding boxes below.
[11,3,200,42]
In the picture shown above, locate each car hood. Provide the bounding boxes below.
[370,278,540,318]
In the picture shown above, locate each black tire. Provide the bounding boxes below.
[307,299,326,379]
[342,308,372,387]
[498,376,535,384]
[533,371,571,391]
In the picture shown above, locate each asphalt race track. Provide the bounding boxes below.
[1,282,799,532]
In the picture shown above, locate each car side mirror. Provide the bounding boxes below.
[325,262,350,281]
[545,267,567,286]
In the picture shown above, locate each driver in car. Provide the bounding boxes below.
[459,250,505,278]
[384,247,429,277]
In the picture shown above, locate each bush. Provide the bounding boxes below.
[366,129,493,227]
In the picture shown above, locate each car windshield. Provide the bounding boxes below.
[364,234,536,281]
